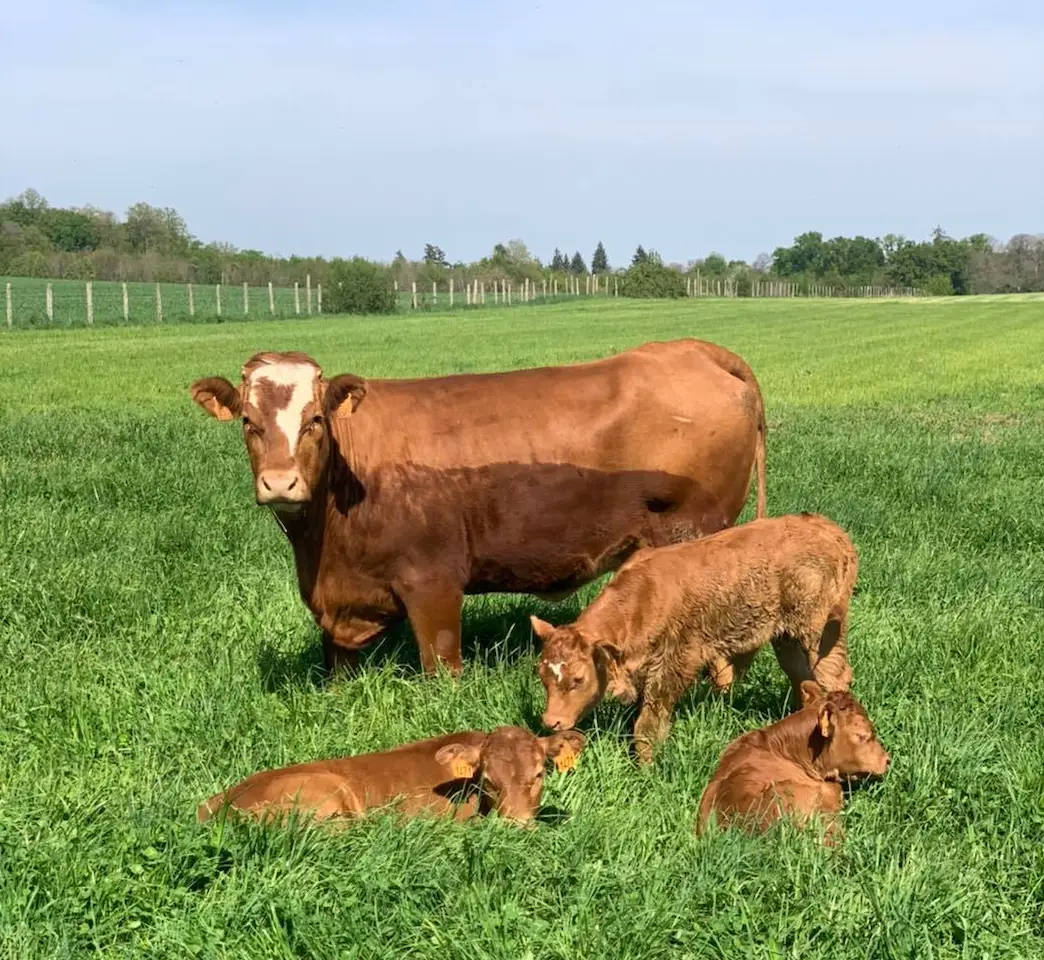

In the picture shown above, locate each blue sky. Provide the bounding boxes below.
[2,0,1041,265]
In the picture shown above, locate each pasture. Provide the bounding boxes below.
[1,296,1043,958]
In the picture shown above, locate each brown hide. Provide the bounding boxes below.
[197,726,585,826]
[696,681,890,845]
[534,512,859,763]
[190,338,767,676]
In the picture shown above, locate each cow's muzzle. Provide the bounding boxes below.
[256,468,309,506]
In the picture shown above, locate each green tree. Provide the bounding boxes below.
[550,248,565,272]
[40,209,101,252]
[617,259,686,298]
[569,251,587,275]
[592,241,608,273]
[632,245,648,265]
[423,244,447,266]
[326,257,397,315]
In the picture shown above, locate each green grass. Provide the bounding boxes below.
[2,296,1043,958]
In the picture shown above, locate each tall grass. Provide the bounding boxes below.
[1,297,1042,957]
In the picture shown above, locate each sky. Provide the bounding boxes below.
[1,0,1041,265]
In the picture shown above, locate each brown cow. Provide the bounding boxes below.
[197,725,586,826]
[695,680,890,845]
[532,512,859,763]
[189,339,767,676]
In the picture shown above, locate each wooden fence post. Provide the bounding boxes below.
[243,281,249,315]
[450,278,454,307]
[614,278,619,297]
[216,284,222,317]
[5,282,10,328]
[187,283,194,318]
[433,281,437,306]
[46,282,53,323]
[317,284,322,314]
[155,283,163,323]
[542,279,547,298]
[294,282,300,315]
[85,281,93,325]
[411,281,418,309]
[508,281,512,305]
[306,274,312,315]
[268,281,275,315]
[466,283,472,306]
[123,282,130,321]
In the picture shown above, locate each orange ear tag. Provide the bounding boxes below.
[554,747,578,773]
[450,759,475,779]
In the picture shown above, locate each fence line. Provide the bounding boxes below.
[0,274,925,328]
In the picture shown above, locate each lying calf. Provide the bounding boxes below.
[532,512,858,763]
[197,725,585,826]
[695,680,890,844]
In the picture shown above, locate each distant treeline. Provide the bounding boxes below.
[2,188,1040,296]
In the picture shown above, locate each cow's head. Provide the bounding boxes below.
[531,616,622,732]
[435,725,586,824]
[190,352,366,511]
[800,681,891,781]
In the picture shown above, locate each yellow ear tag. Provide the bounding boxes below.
[450,759,475,779]
[554,747,578,773]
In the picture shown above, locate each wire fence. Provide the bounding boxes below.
[1,274,925,330]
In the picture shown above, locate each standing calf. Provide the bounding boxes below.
[695,680,890,844]
[533,512,859,763]
[197,725,585,827]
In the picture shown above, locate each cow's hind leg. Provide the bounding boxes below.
[399,580,465,677]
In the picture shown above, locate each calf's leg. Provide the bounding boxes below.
[632,666,693,764]
[770,634,815,709]
[705,649,759,695]
[811,614,854,692]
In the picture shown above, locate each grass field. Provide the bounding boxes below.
[2,296,1043,958]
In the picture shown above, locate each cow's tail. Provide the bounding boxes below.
[753,394,767,519]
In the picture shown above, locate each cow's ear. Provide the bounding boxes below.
[541,730,586,773]
[323,374,367,417]
[191,377,242,421]
[435,743,482,780]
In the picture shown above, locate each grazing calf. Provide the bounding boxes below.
[695,681,890,844]
[197,726,585,827]
[532,512,858,763]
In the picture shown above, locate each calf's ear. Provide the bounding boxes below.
[323,373,367,417]
[529,616,556,643]
[541,730,586,773]
[817,702,837,740]
[799,680,825,707]
[191,377,242,421]
[435,743,482,780]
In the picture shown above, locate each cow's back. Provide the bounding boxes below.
[335,338,760,477]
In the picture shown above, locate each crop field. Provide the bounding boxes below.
[1,296,1043,958]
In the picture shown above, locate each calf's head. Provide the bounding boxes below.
[800,681,891,781]
[190,352,366,511]
[435,725,585,824]
[531,616,621,732]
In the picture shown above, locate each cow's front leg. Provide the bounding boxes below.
[398,579,465,677]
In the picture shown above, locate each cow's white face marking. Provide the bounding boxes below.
[548,661,564,683]
[248,362,317,455]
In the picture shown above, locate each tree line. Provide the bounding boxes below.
[2,188,1040,297]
